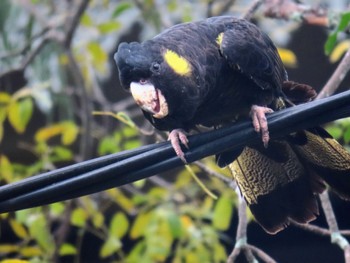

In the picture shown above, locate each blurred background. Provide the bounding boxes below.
[1,0,350,262]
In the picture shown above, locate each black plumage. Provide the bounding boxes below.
[115,16,350,234]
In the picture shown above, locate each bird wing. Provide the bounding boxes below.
[218,19,287,92]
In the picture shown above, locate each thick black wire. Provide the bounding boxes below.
[0,90,349,212]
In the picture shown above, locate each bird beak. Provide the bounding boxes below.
[130,82,169,119]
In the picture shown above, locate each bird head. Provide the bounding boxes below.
[114,41,202,122]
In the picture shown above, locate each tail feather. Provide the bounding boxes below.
[289,128,350,200]
[229,141,320,234]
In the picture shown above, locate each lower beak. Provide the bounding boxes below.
[130,82,169,119]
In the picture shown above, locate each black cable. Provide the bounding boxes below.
[0,90,349,213]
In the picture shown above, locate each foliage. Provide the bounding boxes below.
[0,0,350,263]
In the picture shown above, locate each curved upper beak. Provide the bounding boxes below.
[130,82,169,119]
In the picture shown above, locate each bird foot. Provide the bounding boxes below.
[250,105,274,147]
[168,129,189,163]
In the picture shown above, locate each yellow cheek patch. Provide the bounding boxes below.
[216,32,224,46]
[163,49,191,76]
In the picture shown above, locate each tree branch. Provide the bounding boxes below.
[263,0,329,26]
[64,0,90,48]
[320,192,350,263]
[317,47,350,99]
[242,0,264,21]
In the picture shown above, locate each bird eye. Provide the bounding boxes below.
[151,62,160,72]
[139,79,147,84]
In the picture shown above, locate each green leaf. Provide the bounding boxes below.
[166,211,182,239]
[126,241,146,262]
[212,195,233,230]
[27,214,55,254]
[71,207,88,227]
[80,13,93,26]
[51,146,73,162]
[325,125,343,140]
[112,2,132,18]
[98,136,119,155]
[325,12,350,55]
[325,32,338,55]
[49,202,65,217]
[100,236,122,258]
[124,139,141,150]
[59,243,77,256]
[8,98,33,133]
[338,12,350,31]
[344,126,350,144]
[110,212,129,239]
[98,21,121,34]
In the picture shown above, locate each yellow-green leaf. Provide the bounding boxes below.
[212,195,233,230]
[329,39,350,63]
[214,243,227,262]
[0,260,29,263]
[61,122,79,145]
[126,241,145,262]
[0,92,11,103]
[98,21,121,34]
[0,124,3,143]
[110,212,129,239]
[112,2,132,18]
[100,236,122,258]
[92,212,104,229]
[130,212,151,239]
[87,42,107,74]
[0,155,13,182]
[8,98,33,133]
[59,243,77,256]
[71,207,88,227]
[0,244,19,254]
[80,13,93,26]
[106,188,135,213]
[9,219,28,239]
[35,121,78,145]
[19,246,42,257]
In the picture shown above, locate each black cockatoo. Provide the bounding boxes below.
[114,16,350,234]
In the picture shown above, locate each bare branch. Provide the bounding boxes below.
[242,0,264,21]
[317,47,350,99]
[246,244,277,263]
[263,0,329,26]
[64,0,90,48]
[291,220,350,237]
[320,192,350,263]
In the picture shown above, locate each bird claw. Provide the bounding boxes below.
[168,129,189,163]
[250,105,274,147]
